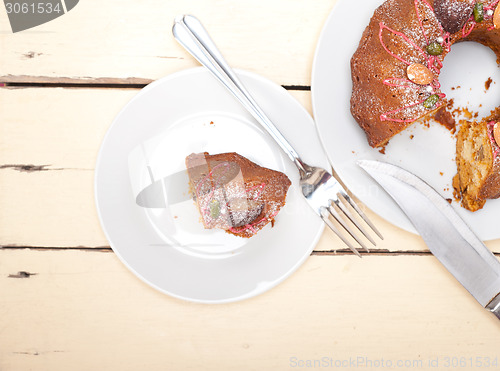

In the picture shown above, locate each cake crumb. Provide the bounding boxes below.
[464,108,473,119]
[446,198,452,204]
[434,106,456,133]
[378,146,386,154]
[439,172,444,176]
[485,77,493,91]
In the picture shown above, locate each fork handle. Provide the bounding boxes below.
[172,15,307,174]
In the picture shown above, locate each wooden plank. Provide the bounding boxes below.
[0,166,423,251]
[0,154,493,252]
[0,88,137,169]
[1,87,499,251]
[0,87,312,169]
[0,250,499,371]
[0,169,106,247]
[0,86,431,251]
[0,0,336,86]
[0,76,153,86]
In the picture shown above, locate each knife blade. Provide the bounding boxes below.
[358,159,500,320]
[135,169,191,208]
[135,160,243,208]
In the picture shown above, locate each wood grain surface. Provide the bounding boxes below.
[1,0,499,370]
[1,250,499,371]
[0,0,335,86]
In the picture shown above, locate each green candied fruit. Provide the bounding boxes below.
[209,199,220,219]
[473,2,484,23]
[426,41,443,56]
[423,94,439,109]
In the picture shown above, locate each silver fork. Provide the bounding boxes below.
[172,15,383,256]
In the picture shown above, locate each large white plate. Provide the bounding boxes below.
[95,68,326,303]
[312,0,500,241]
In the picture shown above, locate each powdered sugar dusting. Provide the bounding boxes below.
[186,152,290,238]
[351,0,500,147]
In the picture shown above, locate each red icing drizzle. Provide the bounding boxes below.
[380,100,427,123]
[462,0,499,36]
[246,182,265,199]
[487,121,500,158]
[196,162,229,195]
[195,161,271,236]
[415,0,432,44]
[229,209,279,235]
[485,0,500,10]
[377,0,448,122]
[379,23,426,65]
[383,77,421,88]
[195,162,231,218]
[228,182,269,236]
[462,21,476,37]
[377,0,497,123]
[485,0,499,31]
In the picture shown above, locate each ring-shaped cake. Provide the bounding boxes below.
[351,0,500,211]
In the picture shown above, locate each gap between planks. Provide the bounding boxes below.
[3,245,498,257]
[0,76,310,91]
[2,79,496,255]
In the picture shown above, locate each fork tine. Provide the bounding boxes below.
[338,190,384,240]
[320,207,362,258]
[333,195,376,247]
[327,202,370,253]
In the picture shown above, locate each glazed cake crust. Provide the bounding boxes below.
[350,0,500,148]
[186,152,291,238]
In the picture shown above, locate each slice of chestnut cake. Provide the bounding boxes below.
[453,117,500,212]
[186,152,291,238]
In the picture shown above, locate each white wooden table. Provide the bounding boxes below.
[1,1,499,370]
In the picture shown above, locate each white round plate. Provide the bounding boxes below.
[95,68,326,303]
[312,0,500,241]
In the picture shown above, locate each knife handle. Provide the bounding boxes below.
[486,294,500,320]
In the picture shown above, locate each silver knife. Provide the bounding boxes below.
[135,161,242,208]
[358,159,500,320]
[135,169,191,208]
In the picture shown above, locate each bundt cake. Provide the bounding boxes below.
[351,0,500,148]
[351,0,500,211]
[185,152,291,238]
[453,111,500,210]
